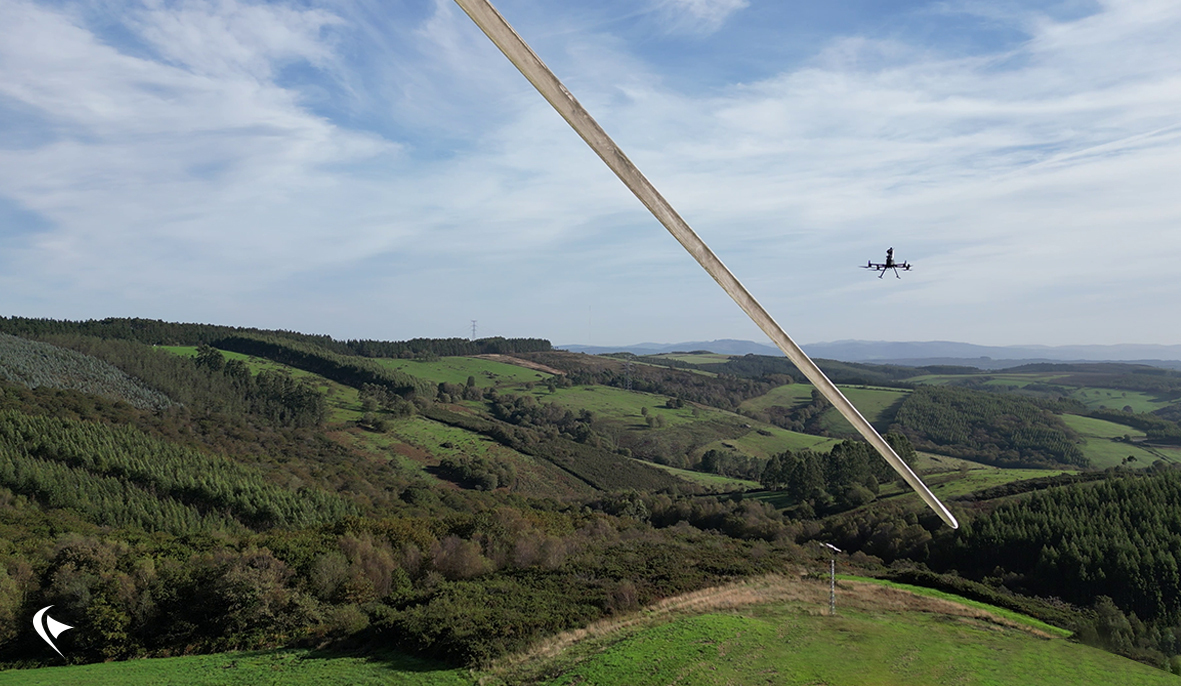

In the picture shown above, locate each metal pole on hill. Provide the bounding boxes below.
[822,542,841,616]
[451,0,958,529]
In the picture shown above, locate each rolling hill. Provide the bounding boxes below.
[3,317,1181,681]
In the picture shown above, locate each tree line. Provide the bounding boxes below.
[0,316,552,360]
[891,385,1087,468]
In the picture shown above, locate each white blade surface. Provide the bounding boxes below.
[451,0,958,530]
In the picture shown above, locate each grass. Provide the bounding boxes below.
[840,576,1071,638]
[739,384,907,433]
[1060,414,1181,469]
[1067,387,1175,413]
[0,649,472,686]
[907,372,1071,386]
[532,385,841,459]
[526,385,704,428]
[645,462,762,490]
[701,427,838,460]
[919,468,1076,500]
[817,386,909,435]
[372,357,550,389]
[737,383,814,414]
[482,574,1170,686]
[651,353,734,365]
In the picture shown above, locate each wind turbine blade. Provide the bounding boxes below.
[451,0,958,529]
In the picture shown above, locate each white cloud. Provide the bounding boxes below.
[652,0,749,35]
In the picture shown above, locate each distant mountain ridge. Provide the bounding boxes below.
[558,339,1181,370]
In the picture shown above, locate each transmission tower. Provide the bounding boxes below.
[471,320,477,340]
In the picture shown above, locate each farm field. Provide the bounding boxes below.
[1067,387,1176,413]
[1060,414,1181,469]
[374,356,551,388]
[737,383,814,414]
[526,385,708,429]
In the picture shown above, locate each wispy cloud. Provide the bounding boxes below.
[651,0,749,35]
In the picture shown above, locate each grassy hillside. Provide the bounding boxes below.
[484,575,1173,686]
[374,357,552,389]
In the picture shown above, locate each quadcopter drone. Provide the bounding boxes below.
[863,247,911,279]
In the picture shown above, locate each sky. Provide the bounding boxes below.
[1,0,1179,348]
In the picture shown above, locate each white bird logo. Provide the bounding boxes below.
[33,606,73,658]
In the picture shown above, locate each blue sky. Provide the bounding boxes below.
[2,0,1179,348]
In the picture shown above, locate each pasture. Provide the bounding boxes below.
[373,357,550,388]
[1061,414,1181,468]
[737,383,814,414]
[700,426,838,460]
[1067,387,1176,413]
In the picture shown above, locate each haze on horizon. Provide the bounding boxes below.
[2,0,1179,349]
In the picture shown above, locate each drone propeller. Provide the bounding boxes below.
[453,0,957,529]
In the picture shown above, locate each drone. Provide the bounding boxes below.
[863,247,911,279]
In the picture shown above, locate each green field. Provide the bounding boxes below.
[739,384,907,433]
[523,591,1170,686]
[374,357,550,388]
[652,353,734,364]
[528,385,706,429]
[737,383,814,414]
[646,462,762,490]
[907,372,1070,387]
[701,426,838,460]
[1060,414,1181,469]
[817,386,909,434]
[919,467,1076,500]
[1068,387,1176,413]
[0,650,471,686]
